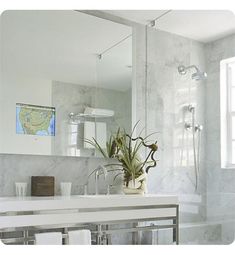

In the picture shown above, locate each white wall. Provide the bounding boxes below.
[0,11,53,155]
[0,75,53,155]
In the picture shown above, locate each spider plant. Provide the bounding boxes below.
[84,123,158,187]
[114,129,158,186]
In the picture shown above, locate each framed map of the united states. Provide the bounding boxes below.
[16,103,55,136]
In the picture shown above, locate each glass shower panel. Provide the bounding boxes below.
[145,23,206,222]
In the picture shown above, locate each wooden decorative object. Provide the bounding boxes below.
[31,176,55,196]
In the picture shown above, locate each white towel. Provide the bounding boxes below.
[84,121,107,149]
[68,229,91,245]
[157,228,173,244]
[84,121,95,148]
[96,122,107,149]
[35,232,62,245]
[84,107,114,117]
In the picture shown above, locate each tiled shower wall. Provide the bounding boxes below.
[205,34,235,244]
[205,34,235,218]
[141,27,207,223]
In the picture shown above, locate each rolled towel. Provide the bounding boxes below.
[84,107,114,117]
[68,229,91,245]
[35,232,62,245]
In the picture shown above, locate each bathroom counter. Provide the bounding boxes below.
[0,194,179,244]
[0,194,178,213]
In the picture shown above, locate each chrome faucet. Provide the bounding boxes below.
[85,165,107,195]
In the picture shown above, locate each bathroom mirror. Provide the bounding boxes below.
[0,10,132,157]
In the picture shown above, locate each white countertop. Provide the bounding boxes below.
[0,195,178,229]
[0,194,178,213]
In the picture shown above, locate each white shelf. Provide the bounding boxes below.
[71,113,113,118]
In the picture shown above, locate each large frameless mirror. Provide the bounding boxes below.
[0,10,132,157]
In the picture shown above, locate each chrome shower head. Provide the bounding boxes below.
[191,71,207,81]
[178,65,207,81]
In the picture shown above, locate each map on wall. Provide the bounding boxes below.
[16,103,55,136]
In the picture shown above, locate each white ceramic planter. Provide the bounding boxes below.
[123,173,148,195]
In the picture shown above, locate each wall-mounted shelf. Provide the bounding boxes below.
[68,112,114,124]
[69,112,113,119]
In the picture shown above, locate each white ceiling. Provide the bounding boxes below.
[1,11,132,91]
[104,10,235,43]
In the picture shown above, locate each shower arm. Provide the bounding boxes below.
[184,65,200,73]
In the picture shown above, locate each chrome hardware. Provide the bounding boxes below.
[185,122,192,130]
[195,124,203,132]
[85,165,107,195]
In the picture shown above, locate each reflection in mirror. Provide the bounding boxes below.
[0,10,132,157]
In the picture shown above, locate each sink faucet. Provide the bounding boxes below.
[85,165,107,195]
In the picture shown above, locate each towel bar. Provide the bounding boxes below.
[1,220,178,245]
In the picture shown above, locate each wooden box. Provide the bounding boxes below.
[31,176,55,196]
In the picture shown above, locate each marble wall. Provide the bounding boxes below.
[205,34,235,217]
[0,153,124,198]
[51,80,132,157]
[205,34,235,243]
[0,154,112,196]
[143,27,207,223]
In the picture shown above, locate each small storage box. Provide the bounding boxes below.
[31,176,55,196]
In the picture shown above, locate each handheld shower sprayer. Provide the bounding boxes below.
[178,64,206,191]
[184,105,203,192]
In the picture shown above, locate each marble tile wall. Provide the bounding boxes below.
[0,153,115,196]
[52,80,132,157]
[205,34,235,244]
[205,34,235,220]
[143,27,207,223]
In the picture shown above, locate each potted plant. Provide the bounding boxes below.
[85,123,158,194]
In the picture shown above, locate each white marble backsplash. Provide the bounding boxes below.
[0,154,109,196]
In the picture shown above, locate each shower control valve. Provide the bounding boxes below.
[185,122,192,130]
[185,122,203,132]
[195,124,203,132]
[187,104,195,113]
